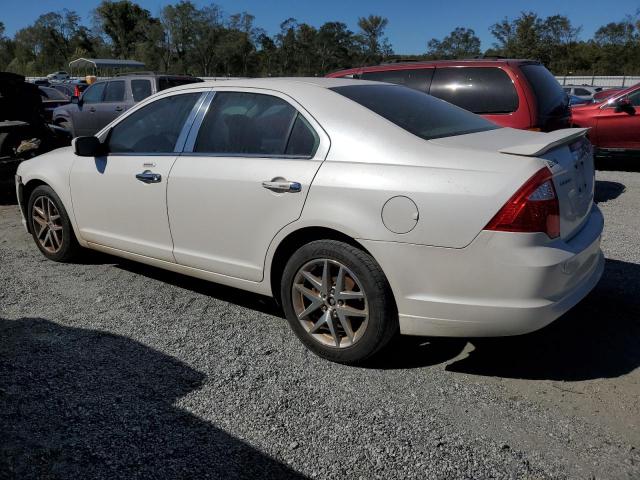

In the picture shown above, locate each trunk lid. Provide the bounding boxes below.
[431,127,595,240]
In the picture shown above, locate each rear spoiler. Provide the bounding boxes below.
[499,128,589,157]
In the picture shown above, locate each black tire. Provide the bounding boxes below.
[281,239,398,365]
[27,185,80,262]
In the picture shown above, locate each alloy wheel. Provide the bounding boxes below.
[31,196,64,254]
[291,259,369,348]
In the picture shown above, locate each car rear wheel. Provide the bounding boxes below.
[28,185,79,262]
[281,240,398,364]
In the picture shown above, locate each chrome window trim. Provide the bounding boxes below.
[174,92,209,153]
[183,91,216,153]
[178,152,317,160]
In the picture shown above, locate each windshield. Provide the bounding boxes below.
[330,84,499,140]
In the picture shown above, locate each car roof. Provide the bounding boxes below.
[169,77,377,93]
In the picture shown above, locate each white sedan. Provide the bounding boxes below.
[15,78,604,364]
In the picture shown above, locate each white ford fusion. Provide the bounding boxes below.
[15,78,604,364]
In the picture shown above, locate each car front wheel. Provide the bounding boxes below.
[27,185,79,262]
[281,239,398,364]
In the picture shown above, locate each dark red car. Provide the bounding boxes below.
[571,83,640,154]
[327,59,570,131]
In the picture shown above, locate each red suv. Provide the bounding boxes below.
[327,59,570,131]
[571,83,640,155]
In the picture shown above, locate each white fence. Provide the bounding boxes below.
[555,76,640,87]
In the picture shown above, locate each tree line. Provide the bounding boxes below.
[0,1,638,77]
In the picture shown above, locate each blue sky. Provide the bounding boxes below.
[1,0,639,54]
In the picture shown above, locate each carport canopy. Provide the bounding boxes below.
[68,58,145,70]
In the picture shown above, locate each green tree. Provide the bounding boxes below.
[356,15,392,63]
[94,0,155,58]
[427,27,481,59]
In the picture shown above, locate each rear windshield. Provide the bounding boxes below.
[158,76,204,91]
[520,64,568,117]
[330,84,499,140]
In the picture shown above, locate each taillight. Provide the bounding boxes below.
[485,168,560,238]
[74,86,80,97]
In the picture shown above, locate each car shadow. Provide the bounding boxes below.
[596,155,640,172]
[0,317,307,479]
[113,259,283,318]
[594,180,625,203]
[445,258,640,381]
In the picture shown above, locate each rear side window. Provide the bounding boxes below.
[82,82,106,104]
[331,84,498,140]
[361,68,433,92]
[285,114,319,156]
[195,92,315,156]
[429,67,519,114]
[131,79,152,102]
[108,93,200,153]
[520,64,568,117]
[158,76,204,91]
[104,81,125,102]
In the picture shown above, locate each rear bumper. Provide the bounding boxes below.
[360,205,604,337]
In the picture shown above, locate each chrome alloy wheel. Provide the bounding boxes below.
[292,259,369,348]
[31,196,63,254]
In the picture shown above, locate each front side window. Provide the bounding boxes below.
[108,93,201,153]
[331,84,498,140]
[574,88,591,96]
[104,81,125,102]
[82,82,106,104]
[429,67,519,114]
[195,92,316,156]
[131,79,152,102]
[361,68,433,93]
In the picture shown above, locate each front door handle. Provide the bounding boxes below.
[136,170,162,184]
[262,180,302,193]
[115,106,123,112]
[89,107,96,113]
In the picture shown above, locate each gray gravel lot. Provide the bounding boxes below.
[1,167,639,479]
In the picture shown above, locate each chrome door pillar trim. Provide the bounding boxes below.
[182,91,216,153]
[174,92,209,153]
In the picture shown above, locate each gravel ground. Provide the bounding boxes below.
[1,167,639,479]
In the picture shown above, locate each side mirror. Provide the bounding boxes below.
[73,136,107,157]
[615,98,635,114]
[71,95,81,105]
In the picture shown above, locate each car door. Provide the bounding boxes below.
[167,89,329,281]
[596,89,640,149]
[73,81,106,136]
[92,80,127,133]
[70,90,205,261]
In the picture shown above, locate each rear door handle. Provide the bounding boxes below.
[136,170,162,184]
[115,106,123,112]
[89,107,96,113]
[262,180,301,193]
